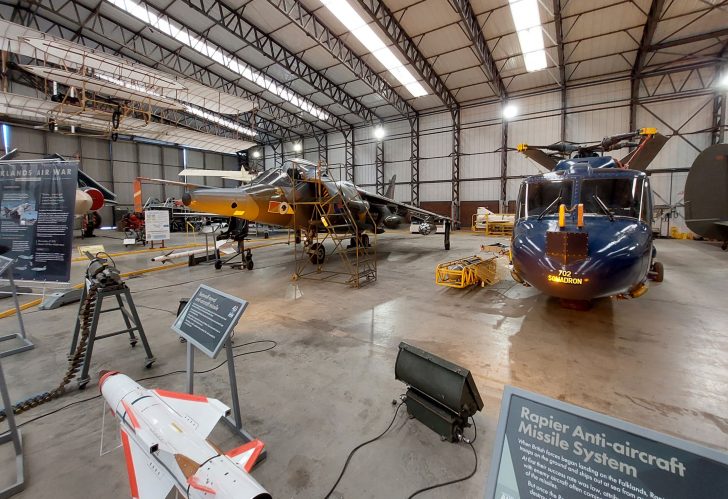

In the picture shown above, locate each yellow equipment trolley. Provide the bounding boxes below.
[435,255,498,288]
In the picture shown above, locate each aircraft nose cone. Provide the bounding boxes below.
[182,192,192,206]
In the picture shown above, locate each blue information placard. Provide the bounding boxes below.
[172,284,247,358]
[486,386,728,499]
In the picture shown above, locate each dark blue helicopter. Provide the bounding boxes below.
[510,128,668,303]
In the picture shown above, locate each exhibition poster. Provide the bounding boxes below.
[486,386,728,499]
[0,160,78,282]
[144,209,171,242]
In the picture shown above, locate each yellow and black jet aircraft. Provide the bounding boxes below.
[143,158,451,266]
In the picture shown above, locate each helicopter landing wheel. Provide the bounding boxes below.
[309,243,325,264]
[649,261,664,282]
[214,259,223,270]
[653,261,664,282]
[722,241,727,251]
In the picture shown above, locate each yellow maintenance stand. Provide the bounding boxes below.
[435,255,498,289]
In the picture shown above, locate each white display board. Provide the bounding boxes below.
[144,209,170,242]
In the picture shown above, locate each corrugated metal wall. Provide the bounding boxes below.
[2,125,238,224]
[4,68,716,231]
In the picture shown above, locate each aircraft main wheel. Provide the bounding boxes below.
[360,234,370,247]
[722,241,728,251]
[652,261,664,282]
[214,260,223,270]
[309,243,325,264]
[246,259,254,270]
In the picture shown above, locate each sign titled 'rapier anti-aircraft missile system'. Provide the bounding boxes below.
[485,387,728,499]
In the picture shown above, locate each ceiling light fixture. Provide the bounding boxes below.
[503,104,518,119]
[293,142,302,152]
[106,0,329,121]
[508,0,547,72]
[373,125,385,140]
[252,150,261,159]
[321,0,427,98]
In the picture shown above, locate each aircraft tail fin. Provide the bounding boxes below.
[385,175,397,199]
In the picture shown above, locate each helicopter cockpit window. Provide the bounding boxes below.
[581,178,644,219]
[524,180,573,217]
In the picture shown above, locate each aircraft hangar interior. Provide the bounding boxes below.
[0,0,727,497]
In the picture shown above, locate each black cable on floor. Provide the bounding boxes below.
[324,400,405,499]
[15,340,277,427]
[135,304,178,315]
[405,419,479,499]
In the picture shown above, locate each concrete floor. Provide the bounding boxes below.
[0,229,727,498]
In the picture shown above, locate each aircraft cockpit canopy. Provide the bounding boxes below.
[248,159,331,189]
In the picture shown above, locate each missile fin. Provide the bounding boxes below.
[154,389,230,439]
[120,429,174,499]
[225,439,265,473]
[174,453,201,480]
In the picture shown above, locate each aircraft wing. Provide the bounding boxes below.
[120,429,175,499]
[179,168,256,183]
[154,389,230,439]
[357,189,451,222]
[137,177,210,190]
[516,145,559,170]
[621,133,669,171]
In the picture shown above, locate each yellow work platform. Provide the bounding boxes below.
[435,255,499,289]
[471,213,514,236]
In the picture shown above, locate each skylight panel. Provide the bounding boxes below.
[321,0,427,98]
[184,105,257,138]
[106,0,330,121]
[508,0,548,72]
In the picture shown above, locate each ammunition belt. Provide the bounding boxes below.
[0,281,103,422]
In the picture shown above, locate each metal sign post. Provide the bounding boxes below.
[0,257,33,358]
[174,285,263,461]
[0,356,25,498]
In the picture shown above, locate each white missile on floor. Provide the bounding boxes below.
[100,371,270,499]
[151,240,233,263]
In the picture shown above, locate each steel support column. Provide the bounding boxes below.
[344,127,355,183]
[376,139,384,195]
[713,91,725,145]
[452,107,461,228]
[553,0,566,143]
[271,142,282,169]
[501,120,509,213]
[409,114,419,206]
[630,0,665,130]
[316,134,328,165]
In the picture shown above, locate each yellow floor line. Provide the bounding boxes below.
[0,261,189,319]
